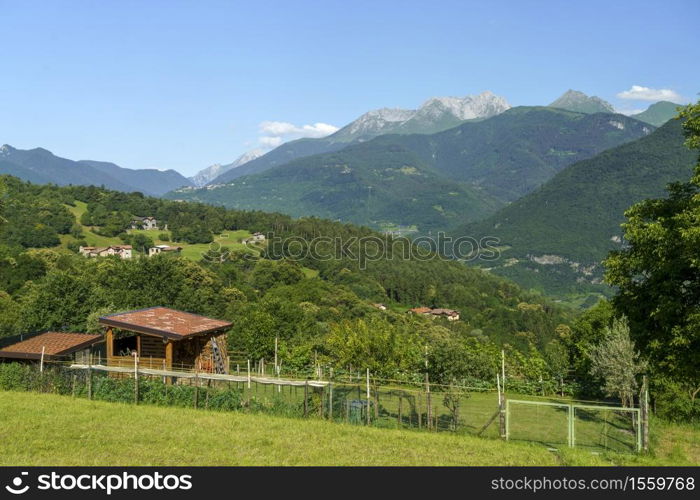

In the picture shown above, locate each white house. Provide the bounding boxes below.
[79,245,133,259]
[130,216,159,230]
[148,245,183,257]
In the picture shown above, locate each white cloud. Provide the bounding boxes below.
[259,121,301,136]
[616,85,682,102]
[257,120,339,149]
[259,136,283,148]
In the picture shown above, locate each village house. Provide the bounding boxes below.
[130,216,159,230]
[148,245,183,257]
[372,303,387,311]
[409,307,460,321]
[79,245,133,259]
[243,232,266,244]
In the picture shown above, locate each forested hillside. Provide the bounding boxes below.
[0,176,574,387]
[169,142,501,231]
[459,118,696,300]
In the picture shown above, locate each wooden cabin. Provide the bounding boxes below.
[0,332,102,363]
[99,307,232,373]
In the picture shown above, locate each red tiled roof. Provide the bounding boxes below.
[0,332,102,359]
[99,307,233,339]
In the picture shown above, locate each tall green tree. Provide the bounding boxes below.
[604,102,700,404]
[588,317,646,407]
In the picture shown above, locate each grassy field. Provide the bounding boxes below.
[230,376,639,453]
[0,391,698,466]
[61,201,257,260]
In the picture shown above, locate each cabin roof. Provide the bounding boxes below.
[99,307,232,340]
[0,332,102,360]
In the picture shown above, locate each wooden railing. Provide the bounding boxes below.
[108,356,166,370]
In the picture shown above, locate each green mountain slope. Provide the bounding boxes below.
[458,119,695,299]
[631,101,681,127]
[168,142,500,231]
[370,107,653,202]
[169,107,653,233]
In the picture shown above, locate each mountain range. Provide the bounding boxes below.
[0,145,193,196]
[188,149,264,187]
[204,91,511,185]
[167,106,654,231]
[196,90,675,187]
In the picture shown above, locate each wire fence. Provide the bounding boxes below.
[0,358,646,454]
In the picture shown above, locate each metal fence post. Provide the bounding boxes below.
[636,408,642,453]
[568,404,574,447]
[504,399,510,441]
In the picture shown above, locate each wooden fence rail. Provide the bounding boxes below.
[68,363,329,388]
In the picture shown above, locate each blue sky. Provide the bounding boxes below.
[1,0,698,176]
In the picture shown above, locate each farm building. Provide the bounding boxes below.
[130,216,159,230]
[99,307,232,373]
[148,245,183,257]
[409,307,460,321]
[0,332,102,363]
[79,245,132,259]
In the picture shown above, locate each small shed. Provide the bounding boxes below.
[99,307,232,373]
[0,332,102,362]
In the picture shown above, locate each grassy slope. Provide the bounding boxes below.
[1,391,698,466]
[62,201,255,260]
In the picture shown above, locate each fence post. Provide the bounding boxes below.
[134,353,139,405]
[87,353,93,400]
[247,359,251,389]
[425,373,431,430]
[504,399,510,440]
[641,375,649,452]
[40,346,45,374]
[497,374,506,439]
[328,382,333,421]
[194,369,199,409]
[568,404,574,447]
[319,386,324,418]
[304,380,309,417]
[501,349,506,392]
[366,369,371,426]
[205,379,211,409]
[417,391,422,429]
[398,395,403,428]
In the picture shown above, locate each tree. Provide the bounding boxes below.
[604,102,700,405]
[588,317,646,407]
